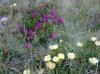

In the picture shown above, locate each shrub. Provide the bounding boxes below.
[18,4,63,48]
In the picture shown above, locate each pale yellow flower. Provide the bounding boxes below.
[37,69,44,74]
[91,37,97,41]
[49,44,58,50]
[46,61,56,69]
[95,41,100,46]
[59,39,63,42]
[76,42,83,47]
[23,69,30,74]
[67,53,75,60]
[53,44,58,49]
[89,57,99,65]
[53,56,60,62]
[49,45,53,50]
[58,53,65,60]
[44,55,51,62]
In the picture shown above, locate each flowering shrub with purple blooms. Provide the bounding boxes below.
[17,6,64,48]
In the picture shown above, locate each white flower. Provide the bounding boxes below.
[46,61,56,69]
[49,44,58,50]
[89,57,99,65]
[91,37,97,41]
[95,41,100,46]
[59,39,63,42]
[10,3,17,8]
[53,56,60,62]
[44,55,51,62]
[0,16,9,22]
[67,53,75,60]
[76,42,83,47]
[10,5,13,7]
[23,69,30,74]
[58,53,65,60]
[13,3,17,6]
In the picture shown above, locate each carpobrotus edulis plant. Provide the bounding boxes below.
[18,6,64,48]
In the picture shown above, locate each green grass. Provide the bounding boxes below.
[0,0,100,74]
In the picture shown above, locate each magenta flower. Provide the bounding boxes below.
[37,22,42,26]
[34,22,42,29]
[34,26,38,29]
[52,20,57,24]
[29,30,33,35]
[24,28,29,33]
[50,8,57,16]
[47,33,57,38]
[32,11,37,16]
[17,24,22,31]
[42,30,46,33]
[43,14,48,18]
[50,15,56,19]
[57,17,63,22]
[50,8,57,18]
[25,43,31,48]
[41,17,47,22]
[26,36,31,40]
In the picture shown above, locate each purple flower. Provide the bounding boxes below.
[17,24,22,31]
[37,22,42,26]
[34,25,38,29]
[42,30,46,33]
[25,43,32,48]
[24,28,29,33]
[43,14,48,18]
[47,33,57,38]
[50,15,56,19]
[34,22,42,29]
[29,30,33,35]
[57,17,63,22]
[41,17,47,22]
[50,8,57,16]
[50,8,57,19]
[26,36,31,40]
[32,11,37,16]
[52,20,57,24]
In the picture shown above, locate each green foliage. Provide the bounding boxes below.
[0,0,100,74]
[18,2,63,46]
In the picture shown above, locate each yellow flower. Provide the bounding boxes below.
[76,42,83,47]
[89,57,99,65]
[58,53,65,60]
[46,61,56,69]
[49,44,58,50]
[44,55,51,62]
[23,69,30,74]
[67,53,75,60]
[53,56,60,62]
[95,41,100,46]
[91,37,97,41]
